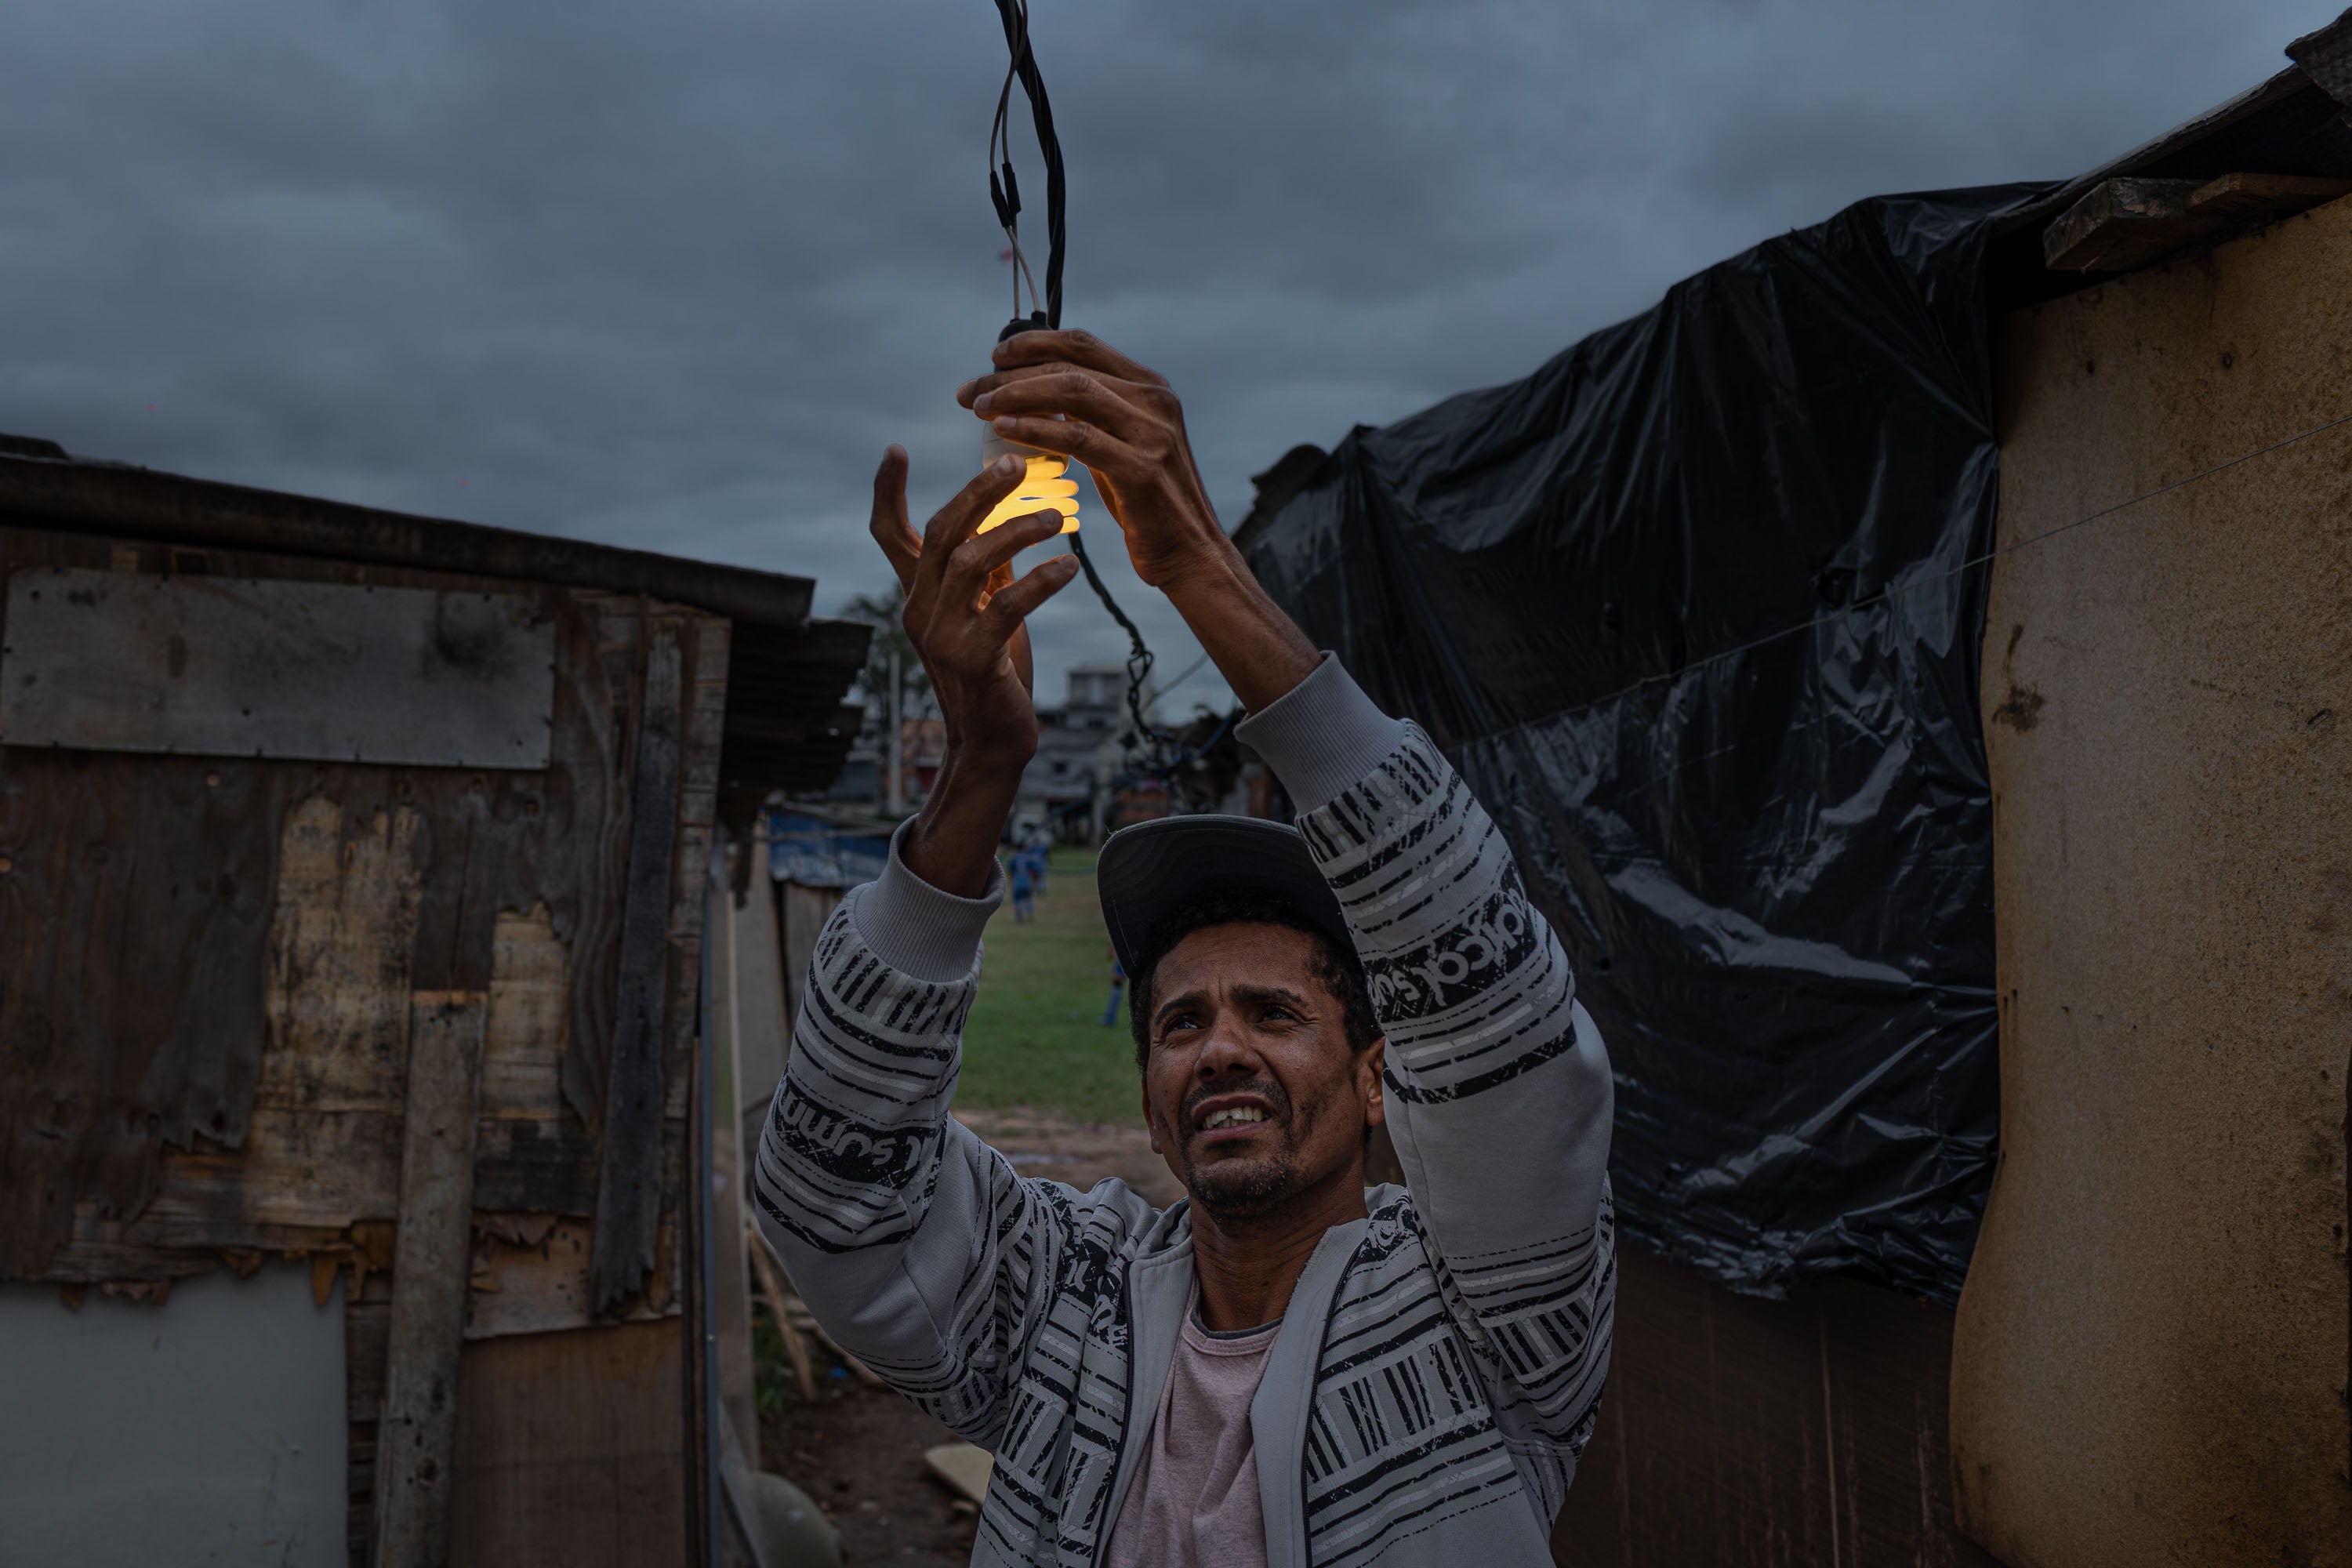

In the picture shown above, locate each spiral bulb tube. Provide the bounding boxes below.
[978,433,1080,536]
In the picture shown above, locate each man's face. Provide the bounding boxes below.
[1138,921,1384,1225]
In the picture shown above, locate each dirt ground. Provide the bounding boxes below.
[951,1105,1184,1208]
[760,1380,978,1566]
[756,1106,1174,1564]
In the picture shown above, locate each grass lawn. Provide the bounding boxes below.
[956,848,1145,1126]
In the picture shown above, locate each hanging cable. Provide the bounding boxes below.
[1063,526,1160,750]
[985,0,1175,768]
[986,0,1065,330]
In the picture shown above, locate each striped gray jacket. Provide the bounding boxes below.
[753,719,1615,1567]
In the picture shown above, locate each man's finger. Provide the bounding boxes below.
[956,361,1164,410]
[868,445,920,590]
[989,328,1167,388]
[1009,618,1035,696]
[984,414,1145,479]
[913,455,1027,607]
[942,511,1065,607]
[927,456,1025,550]
[970,371,1163,446]
[979,552,1083,639]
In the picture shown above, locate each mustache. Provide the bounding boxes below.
[1180,1077,1292,1131]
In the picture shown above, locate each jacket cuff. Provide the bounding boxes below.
[1234,654,1410,816]
[847,818,1004,983]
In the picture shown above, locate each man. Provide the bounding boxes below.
[753,330,1614,1567]
[1009,848,1036,923]
[1098,945,1125,1029]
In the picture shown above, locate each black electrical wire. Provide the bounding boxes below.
[1062,527,1158,750]
[989,0,1065,329]
[986,0,1173,765]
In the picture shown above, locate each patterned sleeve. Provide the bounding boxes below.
[750,879,1155,1447]
[1297,723,1617,1476]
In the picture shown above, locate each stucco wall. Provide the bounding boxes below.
[1951,195,2352,1565]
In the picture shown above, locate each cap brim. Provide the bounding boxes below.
[1096,815,1350,980]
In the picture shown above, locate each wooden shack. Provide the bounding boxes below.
[0,434,866,1566]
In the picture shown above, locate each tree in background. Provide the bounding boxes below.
[840,583,935,731]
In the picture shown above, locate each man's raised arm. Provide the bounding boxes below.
[749,451,1118,1443]
[966,331,1617,1468]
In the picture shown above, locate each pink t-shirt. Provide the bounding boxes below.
[1104,1308,1280,1568]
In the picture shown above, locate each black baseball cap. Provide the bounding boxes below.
[1096,815,1352,980]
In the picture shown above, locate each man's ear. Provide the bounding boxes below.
[1359,1037,1387,1128]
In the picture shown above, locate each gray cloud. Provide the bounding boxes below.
[2,0,2336,716]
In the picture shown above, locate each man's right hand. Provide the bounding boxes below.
[869,445,1080,898]
[956,331,1319,713]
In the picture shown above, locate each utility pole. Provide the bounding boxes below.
[886,648,905,815]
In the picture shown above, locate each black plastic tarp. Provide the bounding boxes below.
[1242,186,2043,1303]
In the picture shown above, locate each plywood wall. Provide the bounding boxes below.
[1552,1247,1998,1568]
[449,1321,688,1566]
[1951,195,2352,1566]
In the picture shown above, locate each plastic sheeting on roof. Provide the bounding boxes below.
[1244,186,2043,1303]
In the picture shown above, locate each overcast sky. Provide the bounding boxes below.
[2,0,2339,717]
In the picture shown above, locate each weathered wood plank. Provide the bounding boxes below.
[463,1217,668,1338]
[36,1101,603,1279]
[709,842,760,1450]
[2042,177,2204,270]
[2286,10,2352,109]
[449,1320,689,1568]
[591,622,685,1312]
[40,892,595,1276]
[373,990,490,1568]
[348,1297,390,1426]
[1552,1244,1999,1567]
[672,614,731,1566]
[0,447,816,632]
[728,859,791,1134]
[2181,169,2352,223]
[745,1221,816,1404]
[2044,172,2352,271]
[481,904,568,1116]
[0,523,638,1281]
[263,793,423,1115]
[0,568,556,768]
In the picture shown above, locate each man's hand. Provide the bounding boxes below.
[869,445,1079,897]
[956,330,1319,712]
[956,330,1232,594]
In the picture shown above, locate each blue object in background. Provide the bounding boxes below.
[768,811,891,889]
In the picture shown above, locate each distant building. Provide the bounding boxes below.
[1018,662,1145,840]
[820,707,943,814]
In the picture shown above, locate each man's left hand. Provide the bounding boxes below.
[957,330,1236,595]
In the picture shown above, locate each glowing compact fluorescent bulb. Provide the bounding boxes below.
[978,431,1080,535]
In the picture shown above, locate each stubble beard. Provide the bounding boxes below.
[1181,1077,1312,1225]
